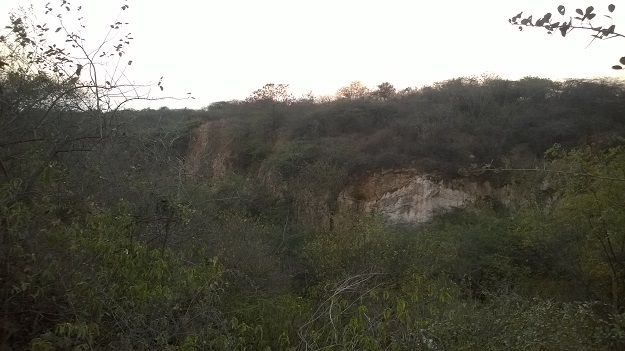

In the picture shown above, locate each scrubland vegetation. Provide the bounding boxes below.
[2,2,625,350]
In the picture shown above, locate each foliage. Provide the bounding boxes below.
[245,83,294,104]
[207,75,625,186]
[428,295,610,350]
[303,214,397,281]
[264,141,323,180]
[509,4,625,69]
[371,82,397,100]
[4,2,625,349]
[335,81,371,100]
[546,144,625,312]
[2,199,227,349]
[0,0,167,211]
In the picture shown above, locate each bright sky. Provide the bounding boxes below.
[1,0,624,109]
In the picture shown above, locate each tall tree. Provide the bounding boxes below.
[372,82,396,100]
[335,80,371,100]
[245,83,294,104]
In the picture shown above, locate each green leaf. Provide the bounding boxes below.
[620,57,625,65]
[557,5,565,15]
[576,8,583,15]
[609,4,615,13]
[585,6,594,15]
[612,65,622,70]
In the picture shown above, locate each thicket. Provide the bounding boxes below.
[2,2,625,350]
[205,75,625,181]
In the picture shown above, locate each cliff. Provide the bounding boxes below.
[338,169,507,223]
[185,120,235,181]
[185,121,511,225]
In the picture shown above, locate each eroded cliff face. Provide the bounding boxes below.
[338,169,506,224]
[185,121,235,181]
[185,122,507,225]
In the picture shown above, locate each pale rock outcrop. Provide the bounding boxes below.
[338,169,504,224]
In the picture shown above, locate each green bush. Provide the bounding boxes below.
[2,201,227,350]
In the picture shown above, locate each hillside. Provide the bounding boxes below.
[5,0,625,347]
[3,74,625,349]
[197,76,625,175]
[181,76,625,225]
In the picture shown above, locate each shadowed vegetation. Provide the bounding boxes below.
[3,2,625,350]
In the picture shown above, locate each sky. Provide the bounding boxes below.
[1,0,624,109]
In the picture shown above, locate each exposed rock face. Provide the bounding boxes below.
[185,122,507,225]
[338,169,503,224]
[185,121,235,181]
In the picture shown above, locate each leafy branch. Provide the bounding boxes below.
[462,143,625,183]
[509,4,625,69]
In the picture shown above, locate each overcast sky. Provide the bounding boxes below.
[1,0,624,109]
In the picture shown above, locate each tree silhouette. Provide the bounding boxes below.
[372,82,397,100]
[509,4,625,69]
[245,83,294,103]
[335,81,370,100]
